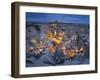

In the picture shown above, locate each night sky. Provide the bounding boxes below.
[26,12,89,24]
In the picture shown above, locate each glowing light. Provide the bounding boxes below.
[47,32,53,40]
[31,38,36,43]
[80,47,84,51]
[69,49,75,58]
[54,31,57,35]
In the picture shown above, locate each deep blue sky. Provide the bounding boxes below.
[26,12,89,24]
